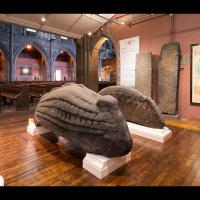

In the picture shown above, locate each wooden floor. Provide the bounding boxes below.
[165,117,200,132]
[0,114,200,186]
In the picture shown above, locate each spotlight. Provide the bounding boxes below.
[88,31,92,36]
[169,14,173,16]
[120,21,125,25]
[26,45,32,49]
[41,17,46,22]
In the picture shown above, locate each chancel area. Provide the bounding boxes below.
[0,14,200,186]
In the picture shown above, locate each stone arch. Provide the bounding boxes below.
[52,47,76,64]
[0,41,9,81]
[89,28,119,92]
[52,49,76,81]
[13,41,50,81]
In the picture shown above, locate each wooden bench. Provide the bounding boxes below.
[28,84,53,101]
[0,84,29,111]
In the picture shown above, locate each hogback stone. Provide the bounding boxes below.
[35,83,133,158]
[99,86,165,129]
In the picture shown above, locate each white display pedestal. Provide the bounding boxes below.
[83,152,131,179]
[0,175,4,186]
[127,122,172,143]
[27,123,50,136]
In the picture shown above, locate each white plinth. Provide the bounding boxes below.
[0,176,4,186]
[27,123,50,136]
[83,152,131,179]
[127,122,172,143]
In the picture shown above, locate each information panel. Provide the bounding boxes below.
[119,36,139,86]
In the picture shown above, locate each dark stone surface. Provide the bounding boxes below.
[135,52,152,97]
[157,42,181,115]
[35,83,133,158]
[99,86,165,129]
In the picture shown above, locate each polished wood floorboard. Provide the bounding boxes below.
[0,114,200,186]
[165,117,200,132]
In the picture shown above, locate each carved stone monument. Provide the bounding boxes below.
[157,42,181,115]
[135,52,152,97]
[35,83,133,158]
[99,86,165,129]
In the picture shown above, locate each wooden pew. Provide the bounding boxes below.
[0,84,29,111]
[28,84,52,101]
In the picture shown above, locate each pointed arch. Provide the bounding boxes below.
[89,30,119,92]
[13,41,50,81]
[52,48,76,64]
[89,28,119,92]
[52,49,76,81]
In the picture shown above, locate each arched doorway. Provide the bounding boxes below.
[14,44,48,81]
[90,36,117,92]
[52,51,76,81]
[0,50,8,81]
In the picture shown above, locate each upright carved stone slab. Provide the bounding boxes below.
[157,42,181,115]
[135,52,152,97]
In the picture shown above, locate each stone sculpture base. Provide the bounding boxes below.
[27,122,132,179]
[127,122,172,143]
[83,152,131,179]
[162,114,180,120]
[27,123,50,136]
[0,175,4,186]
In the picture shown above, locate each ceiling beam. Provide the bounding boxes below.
[66,14,83,32]
[128,14,167,26]
[95,14,121,25]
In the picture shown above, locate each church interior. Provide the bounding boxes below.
[0,14,200,186]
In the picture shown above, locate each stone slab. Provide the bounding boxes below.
[135,52,152,97]
[157,42,181,115]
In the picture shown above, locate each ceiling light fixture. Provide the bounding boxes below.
[88,31,92,36]
[26,45,32,49]
[61,36,68,40]
[41,17,46,22]
[88,14,92,36]
[26,28,36,33]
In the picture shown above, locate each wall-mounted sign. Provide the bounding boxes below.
[191,43,200,105]
[119,36,139,86]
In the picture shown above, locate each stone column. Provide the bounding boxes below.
[76,36,88,86]
[49,38,53,81]
[9,25,13,82]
